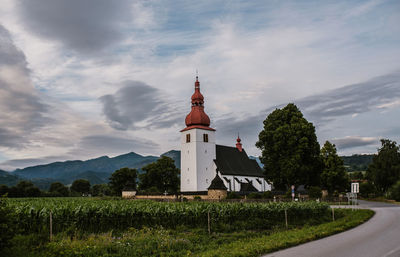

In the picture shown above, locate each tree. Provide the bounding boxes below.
[320,141,349,194]
[139,156,180,193]
[109,168,137,196]
[359,182,376,198]
[49,182,69,197]
[366,139,400,193]
[0,185,9,196]
[307,186,322,198]
[91,184,112,196]
[14,181,41,197]
[71,179,91,195]
[256,103,322,190]
[349,171,364,180]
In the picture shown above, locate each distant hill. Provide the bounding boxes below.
[161,150,181,169]
[0,169,20,186]
[341,154,374,172]
[1,151,181,189]
[13,152,159,180]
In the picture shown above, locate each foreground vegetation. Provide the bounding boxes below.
[7,198,331,233]
[1,208,374,257]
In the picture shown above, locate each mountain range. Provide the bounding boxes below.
[1,150,180,190]
[0,151,373,190]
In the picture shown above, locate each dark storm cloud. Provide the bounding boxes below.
[0,25,51,148]
[17,0,133,53]
[77,135,159,153]
[100,81,183,130]
[331,136,378,149]
[214,72,400,148]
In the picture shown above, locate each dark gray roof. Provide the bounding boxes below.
[240,182,258,192]
[208,173,227,190]
[214,145,264,177]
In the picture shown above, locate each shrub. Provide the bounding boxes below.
[193,196,202,201]
[0,198,16,250]
[226,192,241,199]
[308,186,322,198]
[359,182,376,198]
[247,193,262,199]
[261,191,273,199]
[389,180,400,201]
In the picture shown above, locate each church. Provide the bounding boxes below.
[180,76,271,193]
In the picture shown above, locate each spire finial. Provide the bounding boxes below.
[236,133,243,152]
[196,69,198,81]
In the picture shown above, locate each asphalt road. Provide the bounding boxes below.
[262,200,400,257]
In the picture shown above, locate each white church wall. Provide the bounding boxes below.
[180,128,216,192]
[221,175,271,192]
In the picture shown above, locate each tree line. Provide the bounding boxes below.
[0,156,179,197]
[256,103,400,199]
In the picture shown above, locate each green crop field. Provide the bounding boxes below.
[1,197,374,257]
[7,198,331,233]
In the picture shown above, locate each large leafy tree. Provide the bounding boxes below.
[91,184,112,196]
[49,182,69,197]
[320,141,349,194]
[109,167,137,196]
[139,156,180,193]
[14,181,41,197]
[256,103,322,190]
[71,179,91,195]
[366,139,400,193]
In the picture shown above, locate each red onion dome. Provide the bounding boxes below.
[185,76,211,127]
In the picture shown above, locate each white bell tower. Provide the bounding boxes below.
[180,76,216,192]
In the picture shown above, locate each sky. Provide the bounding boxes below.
[0,0,399,171]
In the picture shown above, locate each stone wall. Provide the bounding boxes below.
[207,189,227,200]
[122,191,136,199]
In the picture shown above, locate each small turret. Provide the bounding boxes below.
[236,134,243,152]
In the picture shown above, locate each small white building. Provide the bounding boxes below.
[180,76,271,193]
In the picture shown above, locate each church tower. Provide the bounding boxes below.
[180,76,216,192]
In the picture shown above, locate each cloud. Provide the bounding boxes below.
[296,72,400,125]
[212,72,400,154]
[76,135,159,154]
[0,155,69,171]
[331,136,378,150]
[0,25,51,148]
[16,0,134,54]
[99,81,183,130]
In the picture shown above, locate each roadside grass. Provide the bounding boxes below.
[201,208,374,256]
[1,209,374,257]
[363,197,400,205]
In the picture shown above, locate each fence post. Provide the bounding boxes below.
[208,211,211,235]
[284,209,288,229]
[49,211,53,241]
